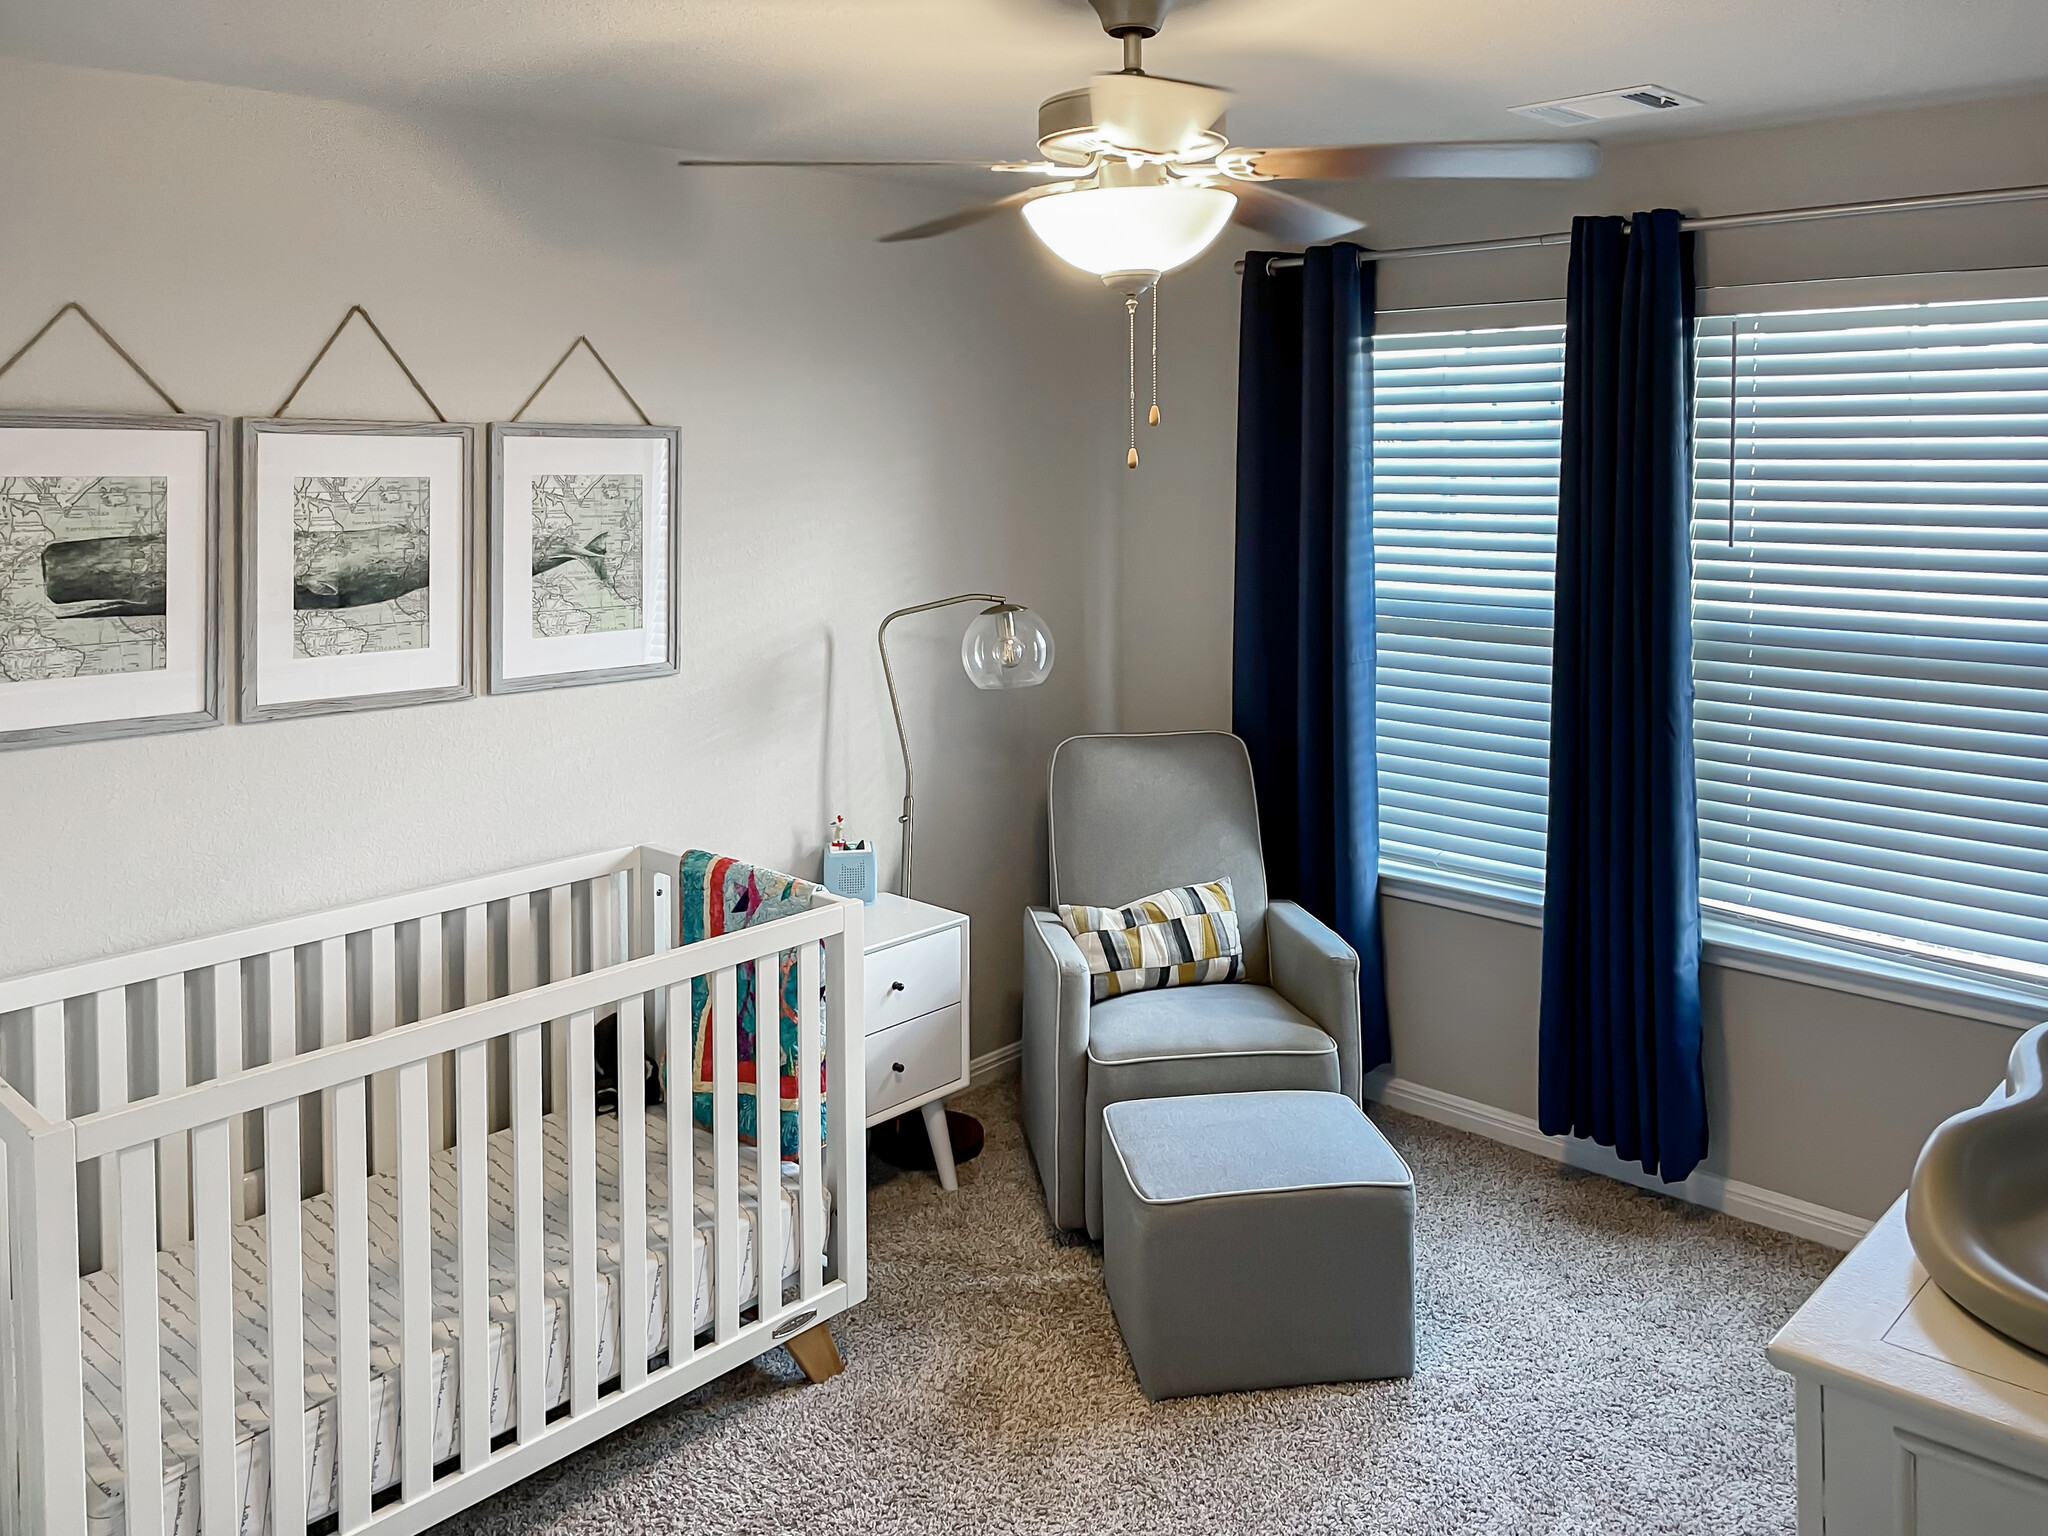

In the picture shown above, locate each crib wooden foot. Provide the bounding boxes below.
[785,1322,844,1383]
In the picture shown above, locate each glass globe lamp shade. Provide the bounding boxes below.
[1020,184,1236,281]
[961,604,1054,690]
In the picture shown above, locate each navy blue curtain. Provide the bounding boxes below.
[1538,209,1706,1182]
[1232,243,1391,1078]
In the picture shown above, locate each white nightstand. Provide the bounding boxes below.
[863,892,970,1189]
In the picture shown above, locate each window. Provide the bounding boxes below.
[1692,298,2048,984]
[1371,297,2048,995]
[1372,326,1565,893]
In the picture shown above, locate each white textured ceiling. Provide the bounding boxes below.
[1,0,2044,160]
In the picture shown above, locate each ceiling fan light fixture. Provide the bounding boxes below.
[1020,183,1235,283]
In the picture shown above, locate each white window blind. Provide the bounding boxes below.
[1692,297,2048,982]
[1373,326,1565,892]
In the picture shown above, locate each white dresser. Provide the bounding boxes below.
[861,893,971,1189]
[1769,1202,2048,1534]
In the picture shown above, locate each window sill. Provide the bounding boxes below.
[1376,867,2048,1031]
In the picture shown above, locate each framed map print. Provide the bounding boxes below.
[240,418,474,721]
[487,423,680,693]
[0,412,224,750]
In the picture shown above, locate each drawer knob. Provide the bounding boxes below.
[890,981,906,992]
[891,1061,905,1074]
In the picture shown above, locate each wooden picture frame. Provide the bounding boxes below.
[239,417,475,721]
[487,422,680,693]
[0,411,225,750]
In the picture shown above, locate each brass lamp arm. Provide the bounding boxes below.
[877,593,1008,899]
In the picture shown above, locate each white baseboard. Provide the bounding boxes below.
[1373,1076,1874,1251]
[969,1039,1022,1089]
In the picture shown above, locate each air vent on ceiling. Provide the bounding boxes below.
[1511,85,1702,127]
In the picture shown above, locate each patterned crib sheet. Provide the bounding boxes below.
[78,1105,831,1535]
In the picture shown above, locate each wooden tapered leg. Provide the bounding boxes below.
[784,1321,844,1383]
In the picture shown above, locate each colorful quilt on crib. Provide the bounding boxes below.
[679,849,826,1157]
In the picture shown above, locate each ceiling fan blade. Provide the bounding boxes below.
[1225,183,1365,245]
[1240,141,1601,181]
[678,158,1010,168]
[878,186,1061,243]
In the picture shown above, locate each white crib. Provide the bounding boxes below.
[0,845,867,1535]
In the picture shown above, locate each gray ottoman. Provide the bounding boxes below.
[1101,1090,1414,1400]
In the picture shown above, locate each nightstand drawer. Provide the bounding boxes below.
[864,927,962,1034]
[865,1004,964,1121]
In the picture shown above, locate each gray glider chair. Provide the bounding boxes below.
[1022,731,1366,1237]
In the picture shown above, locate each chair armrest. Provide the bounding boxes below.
[1022,907,1093,1231]
[1267,899,1364,1103]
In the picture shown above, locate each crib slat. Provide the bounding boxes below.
[332,1078,372,1528]
[263,1091,306,1534]
[461,906,488,1010]
[212,962,247,1222]
[317,936,344,1197]
[419,914,451,1151]
[510,894,538,995]
[94,988,127,1269]
[455,1040,490,1468]
[0,1138,14,1535]
[512,1024,545,1442]
[0,1142,17,1536]
[711,966,739,1342]
[266,950,297,1085]
[548,888,573,1113]
[397,1060,433,1499]
[797,941,823,1300]
[154,976,190,1245]
[192,1118,238,1536]
[567,1008,598,1415]
[117,1143,162,1536]
[370,925,398,1175]
[28,1000,65,1118]
[754,956,783,1329]
[824,912,866,1300]
[616,990,648,1391]
[663,986,692,1367]
[144,987,190,1253]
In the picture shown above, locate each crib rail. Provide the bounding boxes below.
[0,847,866,1536]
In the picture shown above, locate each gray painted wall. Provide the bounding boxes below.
[1117,90,2048,1222]
[1381,897,2019,1222]
[0,55,1125,1060]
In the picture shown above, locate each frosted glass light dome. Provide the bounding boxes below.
[961,603,1054,689]
[1022,184,1236,281]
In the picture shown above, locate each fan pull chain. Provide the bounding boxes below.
[1125,293,1139,469]
[1149,278,1161,427]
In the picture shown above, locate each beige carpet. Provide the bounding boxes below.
[433,1075,1839,1535]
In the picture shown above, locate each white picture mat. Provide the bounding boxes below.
[253,430,466,707]
[0,424,209,733]
[499,433,671,681]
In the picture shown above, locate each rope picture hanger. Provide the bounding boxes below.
[0,302,185,413]
[511,335,653,425]
[274,305,447,421]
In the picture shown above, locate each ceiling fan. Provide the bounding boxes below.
[678,0,1600,286]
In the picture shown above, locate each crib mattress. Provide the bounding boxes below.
[78,1105,829,1536]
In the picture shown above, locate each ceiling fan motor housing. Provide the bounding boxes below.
[1089,0,1176,37]
[1038,73,1230,164]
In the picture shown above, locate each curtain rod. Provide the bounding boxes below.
[1240,181,2048,275]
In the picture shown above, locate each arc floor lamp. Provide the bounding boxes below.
[877,592,1055,897]
[873,593,1053,1176]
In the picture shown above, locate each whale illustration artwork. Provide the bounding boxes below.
[39,531,612,616]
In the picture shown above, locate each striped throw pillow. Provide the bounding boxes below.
[1058,879,1243,1002]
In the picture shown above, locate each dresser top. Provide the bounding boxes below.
[862,892,967,952]
[1769,1197,2048,1452]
